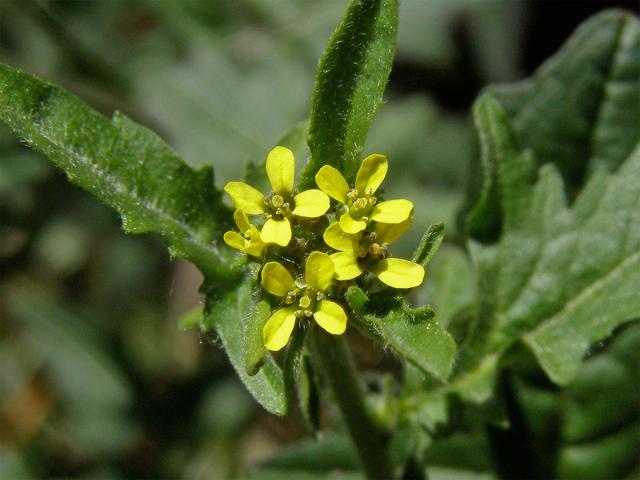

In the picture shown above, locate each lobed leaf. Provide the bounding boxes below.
[489,10,640,180]
[300,0,399,188]
[467,10,639,240]
[0,63,231,278]
[452,95,640,406]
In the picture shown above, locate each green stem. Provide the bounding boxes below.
[310,329,394,480]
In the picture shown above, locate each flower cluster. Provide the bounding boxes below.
[223,146,425,351]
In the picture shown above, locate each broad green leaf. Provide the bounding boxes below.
[200,275,287,416]
[490,11,639,179]
[467,10,639,240]
[454,96,640,400]
[467,11,640,241]
[301,0,399,188]
[346,287,456,381]
[0,63,232,278]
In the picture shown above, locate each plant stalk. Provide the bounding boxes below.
[310,329,394,479]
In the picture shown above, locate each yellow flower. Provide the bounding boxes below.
[260,251,347,351]
[315,154,413,234]
[224,146,330,247]
[323,217,425,289]
[223,209,265,258]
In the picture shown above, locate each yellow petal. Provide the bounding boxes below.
[260,218,292,246]
[266,146,295,195]
[370,199,413,224]
[315,165,349,203]
[263,307,297,351]
[373,258,425,289]
[223,231,246,252]
[305,251,334,291]
[224,182,266,215]
[355,154,387,195]
[313,300,347,335]
[261,261,296,296]
[375,214,413,244]
[244,226,265,258]
[233,209,251,234]
[339,212,367,234]
[292,189,330,218]
[330,252,363,280]
[323,222,359,252]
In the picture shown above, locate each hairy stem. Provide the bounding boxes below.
[310,329,394,479]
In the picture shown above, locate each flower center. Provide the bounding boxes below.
[271,194,284,208]
[285,287,322,318]
[347,189,377,220]
[264,193,292,219]
[357,232,388,262]
[298,294,311,309]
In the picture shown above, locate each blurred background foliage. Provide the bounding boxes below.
[0,1,636,478]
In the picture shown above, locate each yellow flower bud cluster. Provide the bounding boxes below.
[223,146,424,351]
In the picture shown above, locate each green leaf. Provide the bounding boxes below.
[467,11,640,239]
[412,222,445,267]
[301,0,399,188]
[455,95,640,398]
[346,287,456,382]
[489,11,639,180]
[244,297,271,376]
[201,275,287,416]
[0,63,232,278]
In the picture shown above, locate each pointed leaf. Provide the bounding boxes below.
[0,64,231,278]
[300,0,399,188]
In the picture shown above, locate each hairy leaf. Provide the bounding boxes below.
[491,10,639,179]
[346,287,456,381]
[468,11,639,240]
[301,0,399,188]
[412,222,445,267]
[455,96,640,402]
[201,275,287,416]
[0,63,231,278]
